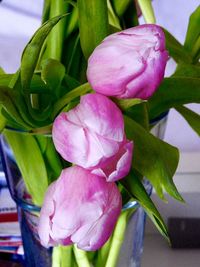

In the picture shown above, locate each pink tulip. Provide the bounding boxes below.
[38,166,122,251]
[87,24,168,99]
[52,93,133,182]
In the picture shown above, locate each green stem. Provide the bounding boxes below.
[47,0,67,60]
[61,246,73,267]
[42,0,51,24]
[52,247,61,267]
[137,0,156,23]
[73,245,91,267]
[96,237,112,267]
[52,246,73,267]
[105,210,130,267]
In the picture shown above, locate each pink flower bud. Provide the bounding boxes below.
[87,24,168,99]
[38,166,122,251]
[53,93,133,182]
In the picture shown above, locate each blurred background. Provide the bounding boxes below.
[0,0,199,266]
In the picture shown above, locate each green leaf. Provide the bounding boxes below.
[111,0,131,17]
[0,86,33,129]
[30,74,51,93]
[107,0,121,29]
[123,1,139,28]
[0,67,5,75]
[0,111,6,132]
[62,32,83,81]
[149,77,200,120]
[4,130,49,206]
[66,34,80,75]
[41,58,65,98]
[137,0,155,23]
[120,172,169,240]
[112,98,143,111]
[0,74,13,87]
[63,74,80,91]
[172,63,200,78]
[163,29,192,63]
[35,135,63,183]
[52,83,92,118]
[77,0,109,59]
[184,6,200,57]
[175,105,200,136]
[125,102,149,129]
[0,85,51,129]
[65,6,78,37]
[124,116,183,201]
[21,14,68,91]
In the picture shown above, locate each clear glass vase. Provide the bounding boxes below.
[0,114,167,267]
[0,133,52,267]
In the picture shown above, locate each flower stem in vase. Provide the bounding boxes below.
[105,209,132,267]
[73,245,91,267]
[52,246,61,267]
[95,237,112,267]
[52,246,73,267]
[61,246,73,267]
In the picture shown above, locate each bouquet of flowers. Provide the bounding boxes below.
[0,1,200,266]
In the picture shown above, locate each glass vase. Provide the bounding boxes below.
[0,114,167,267]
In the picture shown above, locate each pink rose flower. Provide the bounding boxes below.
[53,93,133,182]
[87,24,168,99]
[38,166,122,251]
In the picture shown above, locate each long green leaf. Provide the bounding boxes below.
[41,58,65,98]
[120,172,169,240]
[35,135,63,184]
[65,6,79,37]
[0,86,33,129]
[77,0,109,59]
[107,0,121,29]
[163,29,192,63]
[175,105,200,136]
[111,0,131,17]
[4,130,49,206]
[149,77,200,120]
[124,116,182,201]
[0,67,5,75]
[52,83,92,118]
[0,74,12,86]
[184,5,200,57]
[0,111,6,132]
[172,63,200,78]
[21,14,68,91]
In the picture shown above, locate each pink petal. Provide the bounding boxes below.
[92,140,133,182]
[38,183,56,247]
[77,94,124,142]
[38,166,122,250]
[87,24,168,99]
